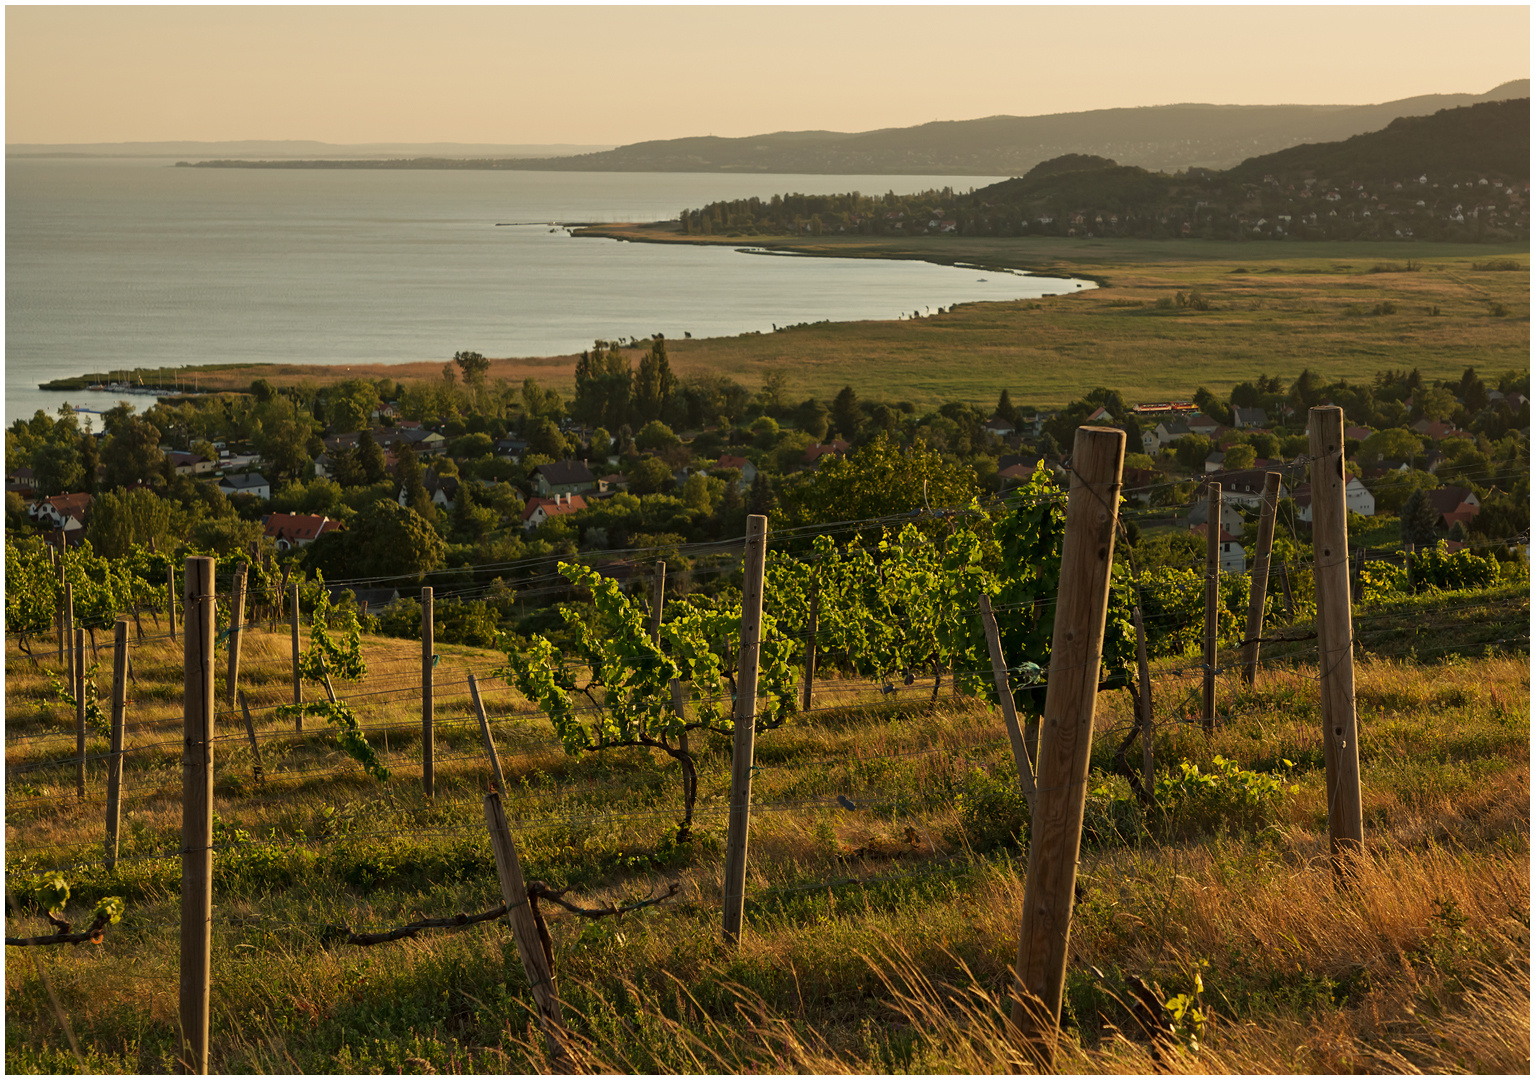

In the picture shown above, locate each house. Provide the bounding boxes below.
[1291,475,1376,521]
[532,460,597,497]
[6,465,37,491]
[1192,523,1247,575]
[30,492,93,533]
[494,437,530,461]
[597,473,629,493]
[1204,451,1225,474]
[374,427,447,455]
[522,492,588,531]
[399,469,460,510]
[1410,418,1466,442]
[1122,467,1160,503]
[167,451,215,476]
[1185,496,1245,534]
[1185,413,1220,437]
[714,454,759,485]
[984,416,1016,437]
[1344,425,1374,443]
[1213,469,1289,510]
[262,512,343,550]
[1425,486,1481,530]
[1084,405,1112,424]
[1231,406,1269,429]
[217,472,271,501]
[1152,420,1192,448]
[802,440,851,466]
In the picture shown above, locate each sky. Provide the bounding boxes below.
[6,5,1530,146]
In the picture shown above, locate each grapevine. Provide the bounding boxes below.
[274,699,390,780]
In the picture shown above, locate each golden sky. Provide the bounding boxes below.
[6,5,1530,145]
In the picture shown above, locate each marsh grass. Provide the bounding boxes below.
[5,587,1528,1073]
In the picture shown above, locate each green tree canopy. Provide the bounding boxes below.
[780,434,978,527]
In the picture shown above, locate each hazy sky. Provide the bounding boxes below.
[7,6,1530,145]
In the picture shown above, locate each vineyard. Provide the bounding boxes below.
[4,437,1529,1074]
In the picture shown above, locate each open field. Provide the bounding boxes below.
[5,581,1528,1073]
[49,235,1528,410]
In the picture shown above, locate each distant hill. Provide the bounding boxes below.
[502,80,1528,176]
[680,99,1529,244]
[5,140,613,160]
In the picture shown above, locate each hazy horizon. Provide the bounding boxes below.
[7,6,1529,147]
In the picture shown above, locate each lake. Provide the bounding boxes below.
[5,159,1090,424]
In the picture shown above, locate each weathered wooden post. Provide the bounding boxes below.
[1308,406,1364,882]
[167,565,177,635]
[978,594,1036,810]
[237,690,265,784]
[722,514,768,944]
[802,576,819,711]
[1241,472,1282,686]
[105,620,129,869]
[74,628,87,799]
[651,560,666,642]
[422,587,435,798]
[226,564,247,704]
[1202,482,1221,730]
[1011,425,1125,1061]
[63,582,75,688]
[1132,604,1154,796]
[180,557,215,1074]
[290,582,302,722]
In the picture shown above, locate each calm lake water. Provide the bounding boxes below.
[6,159,1090,424]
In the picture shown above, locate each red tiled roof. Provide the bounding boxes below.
[263,512,341,542]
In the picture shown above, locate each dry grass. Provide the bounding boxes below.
[4,608,1528,1073]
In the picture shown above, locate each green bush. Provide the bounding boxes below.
[1411,542,1500,592]
[1154,756,1294,836]
[954,765,1027,852]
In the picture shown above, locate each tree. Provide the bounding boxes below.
[635,420,679,452]
[748,472,777,517]
[328,379,378,434]
[780,435,977,527]
[1172,434,1214,473]
[1222,444,1256,470]
[31,439,84,496]
[1360,427,1424,465]
[254,405,313,483]
[327,443,365,488]
[572,341,631,429]
[760,369,790,413]
[994,388,1016,424]
[527,418,571,460]
[454,350,490,387]
[627,456,674,495]
[831,386,862,440]
[355,430,387,484]
[632,338,677,425]
[85,487,187,557]
[1399,488,1441,547]
[307,501,444,581]
[1458,366,1488,413]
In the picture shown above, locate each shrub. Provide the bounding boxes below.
[954,765,1026,852]
[1154,756,1294,836]
[1412,542,1500,593]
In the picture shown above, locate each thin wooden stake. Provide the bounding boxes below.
[651,560,666,643]
[1011,425,1125,1061]
[978,594,1036,810]
[105,620,128,869]
[422,587,435,799]
[226,564,247,705]
[167,565,177,635]
[56,566,66,664]
[802,577,819,711]
[468,673,506,795]
[1404,541,1415,592]
[1202,482,1221,730]
[63,581,75,687]
[74,628,87,799]
[179,557,215,1075]
[1241,472,1282,686]
[722,513,768,944]
[133,605,145,643]
[1308,406,1364,883]
[1132,604,1154,797]
[237,690,265,783]
[290,583,302,722]
[483,791,571,1070]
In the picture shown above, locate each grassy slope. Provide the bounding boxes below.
[104,234,1529,411]
[4,583,1529,1073]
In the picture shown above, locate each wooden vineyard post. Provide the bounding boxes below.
[1241,472,1282,686]
[290,583,302,721]
[1202,482,1221,730]
[802,576,819,711]
[105,620,128,869]
[1011,425,1125,1061]
[484,791,571,1069]
[1404,541,1415,592]
[468,673,507,795]
[63,582,75,687]
[722,513,767,944]
[226,563,247,704]
[167,565,177,635]
[133,605,145,643]
[56,566,66,664]
[74,628,87,799]
[1308,406,1364,882]
[978,594,1036,810]
[1280,557,1295,620]
[276,565,290,633]
[179,557,215,1075]
[237,691,265,784]
[422,587,435,799]
[651,560,666,642]
[1132,604,1155,796]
